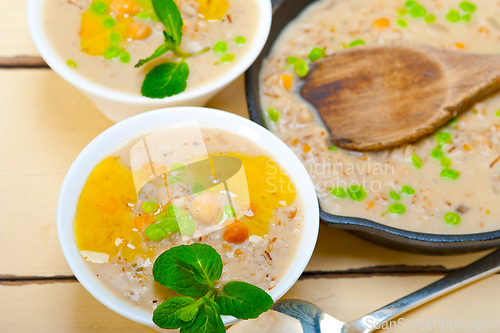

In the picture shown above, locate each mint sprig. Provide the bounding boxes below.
[152,244,274,332]
[137,0,209,99]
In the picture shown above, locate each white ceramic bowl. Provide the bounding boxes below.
[57,107,319,330]
[27,0,272,123]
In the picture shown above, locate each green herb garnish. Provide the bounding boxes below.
[137,0,209,99]
[152,244,273,332]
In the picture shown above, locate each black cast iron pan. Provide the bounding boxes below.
[245,0,500,254]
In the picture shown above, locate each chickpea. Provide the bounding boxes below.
[190,193,222,226]
[223,221,249,244]
[127,21,152,40]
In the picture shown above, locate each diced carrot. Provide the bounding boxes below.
[292,138,299,146]
[303,144,311,153]
[455,43,465,49]
[463,144,470,150]
[128,21,152,40]
[223,221,249,244]
[282,75,293,89]
[134,215,154,232]
[373,18,389,28]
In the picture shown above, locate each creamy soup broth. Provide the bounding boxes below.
[75,128,304,311]
[260,0,500,234]
[43,0,259,94]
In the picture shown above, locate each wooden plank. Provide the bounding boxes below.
[2,0,39,57]
[2,275,500,332]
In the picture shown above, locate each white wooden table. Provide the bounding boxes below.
[1,1,499,332]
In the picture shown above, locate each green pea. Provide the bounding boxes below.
[66,60,77,68]
[431,146,444,159]
[120,51,130,64]
[167,205,176,218]
[213,41,228,53]
[461,14,471,22]
[103,45,121,59]
[170,176,184,184]
[221,53,235,63]
[412,155,423,169]
[330,187,347,198]
[440,168,460,180]
[402,185,415,195]
[460,1,476,13]
[268,108,279,123]
[109,31,121,44]
[444,212,461,225]
[178,217,196,236]
[171,162,187,172]
[405,0,417,7]
[496,109,500,117]
[235,36,246,45]
[328,145,338,152]
[398,8,408,16]
[142,201,158,214]
[425,14,436,23]
[389,191,401,201]
[409,4,426,17]
[397,19,408,27]
[286,56,299,65]
[192,181,205,194]
[349,39,365,47]
[440,156,452,168]
[294,59,309,77]
[446,10,461,23]
[103,17,116,28]
[223,205,236,218]
[436,132,452,144]
[145,224,167,241]
[90,1,107,15]
[308,47,326,62]
[389,203,406,214]
[347,185,366,202]
[161,217,180,235]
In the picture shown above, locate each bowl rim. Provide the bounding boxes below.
[56,106,319,328]
[27,0,272,105]
[243,0,500,251]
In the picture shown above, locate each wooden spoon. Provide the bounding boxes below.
[301,45,500,151]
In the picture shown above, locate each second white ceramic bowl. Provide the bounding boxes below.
[27,0,272,123]
[57,107,319,330]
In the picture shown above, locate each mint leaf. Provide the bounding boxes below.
[141,61,189,99]
[178,299,204,323]
[215,281,274,319]
[135,41,175,68]
[182,298,225,333]
[177,243,223,289]
[153,297,196,329]
[152,0,183,46]
[153,245,210,297]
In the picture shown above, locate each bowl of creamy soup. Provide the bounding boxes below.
[28,0,272,123]
[57,106,319,329]
[246,0,500,253]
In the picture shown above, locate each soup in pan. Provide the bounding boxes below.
[260,0,500,234]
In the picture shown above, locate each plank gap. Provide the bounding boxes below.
[0,56,49,68]
[0,275,77,285]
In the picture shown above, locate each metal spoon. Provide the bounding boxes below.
[273,248,500,333]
